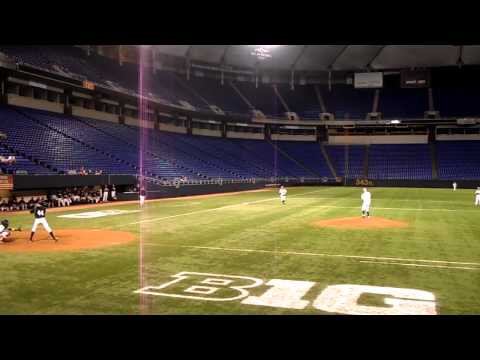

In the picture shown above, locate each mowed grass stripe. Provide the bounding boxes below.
[111,188,329,228]
[142,244,480,267]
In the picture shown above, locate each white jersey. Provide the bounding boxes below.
[361,191,371,204]
[279,188,287,197]
[475,190,480,197]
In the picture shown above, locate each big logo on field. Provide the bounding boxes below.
[58,210,140,219]
[135,271,437,315]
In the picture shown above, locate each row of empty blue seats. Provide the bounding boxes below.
[1,105,480,180]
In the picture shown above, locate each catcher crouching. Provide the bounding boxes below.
[0,219,22,243]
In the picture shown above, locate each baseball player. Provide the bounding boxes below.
[102,186,109,202]
[279,185,287,205]
[139,187,146,207]
[361,187,372,218]
[453,182,457,191]
[30,201,57,242]
[0,219,21,243]
[475,187,480,207]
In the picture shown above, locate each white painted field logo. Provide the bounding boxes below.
[135,271,437,315]
[58,210,140,219]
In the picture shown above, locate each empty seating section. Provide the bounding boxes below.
[235,83,284,117]
[3,46,470,121]
[164,133,264,178]
[275,142,331,177]
[187,78,251,114]
[3,104,480,180]
[78,118,205,180]
[0,147,53,175]
[433,87,480,117]
[153,72,206,108]
[150,131,249,179]
[322,85,374,119]
[436,141,480,180]
[325,145,366,179]
[276,84,321,119]
[233,139,311,178]
[347,146,366,179]
[325,146,346,177]
[0,106,134,174]
[379,88,428,118]
[368,144,432,180]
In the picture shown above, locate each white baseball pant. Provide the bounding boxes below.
[361,201,371,212]
[31,218,52,233]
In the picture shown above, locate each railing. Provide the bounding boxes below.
[140,175,339,187]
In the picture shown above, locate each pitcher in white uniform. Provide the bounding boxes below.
[453,182,457,191]
[361,187,372,218]
[279,186,287,205]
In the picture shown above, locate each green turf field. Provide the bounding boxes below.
[1,186,479,314]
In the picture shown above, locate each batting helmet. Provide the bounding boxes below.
[1,219,9,228]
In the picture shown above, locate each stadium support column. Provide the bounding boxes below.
[0,73,6,105]
[265,124,272,140]
[186,115,193,135]
[154,109,159,130]
[221,121,227,138]
[428,125,436,143]
[119,102,125,125]
[64,88,72,115]
[316,125,328,142]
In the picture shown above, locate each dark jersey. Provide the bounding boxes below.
[140,189,146,196]
[31,205,46,219]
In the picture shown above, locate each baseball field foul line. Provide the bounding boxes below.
[113,188,327,228]
[359,260,480,271]
[142,244,480,268]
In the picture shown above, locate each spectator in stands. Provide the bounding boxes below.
[27,197,36,209]
[17,197,27,210]
[47,193,57,207]
[102,185,109,202]
[95,190,102,203]
[64,193,72,207]
[58,194,68,207]
[72,190,80,204]
[10,198,19,211]
[0,199,8,212]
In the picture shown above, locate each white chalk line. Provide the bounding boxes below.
[297,197,474,204]
[303,205,476,212]
[359,260,480,271]
[112,188,327,228]
[142,244,480,267]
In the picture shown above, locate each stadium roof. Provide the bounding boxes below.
[151,45,480,72]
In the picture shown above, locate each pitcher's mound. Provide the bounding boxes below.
[313,217,408,230]
[0,229,136,252]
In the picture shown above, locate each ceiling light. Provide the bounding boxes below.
[248,45,282,60]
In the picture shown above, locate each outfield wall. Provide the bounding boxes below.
[12,175,136,190]
[118,181,268,200]
[345,179,480,189]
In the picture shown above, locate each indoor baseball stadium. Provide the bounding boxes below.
[0,45,479,315]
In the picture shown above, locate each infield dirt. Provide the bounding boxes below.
[0,229,136,252]
[313,217,409,230]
